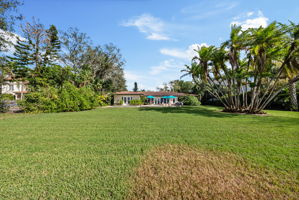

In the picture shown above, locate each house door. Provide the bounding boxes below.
[122,96,132,105]
[123,97,127,104]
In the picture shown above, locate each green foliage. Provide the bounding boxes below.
[169,80,195,93]
[98,95,110,106]
[179,95,201,106]
[269,84,299,110]
[8,37,33,69]
[0,94,14,112]
[19,82,99,113]
[140,95,146,103]
[129,99,143,105]
[61,28,126,92]
[0,101,8,113]
[0,93,14,100]
[19,87,59,113]
[119,99,124,105]
[183,22,299,114]
[33,65,73,88]
[43,25,61,66]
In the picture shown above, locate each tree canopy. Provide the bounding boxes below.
[182,22,299,113]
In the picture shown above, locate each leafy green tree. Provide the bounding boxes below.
[169,80,194,93]
[61,28,126,92]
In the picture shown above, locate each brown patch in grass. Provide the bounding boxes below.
[128,145,298,200]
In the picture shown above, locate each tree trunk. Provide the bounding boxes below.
[289,81,298,111]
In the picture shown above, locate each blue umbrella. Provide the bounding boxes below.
[146,96,155,98]
[162,96,176,98]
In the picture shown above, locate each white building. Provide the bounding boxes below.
[114,91,187,105]
[1,76,28,100]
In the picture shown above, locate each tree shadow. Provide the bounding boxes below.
[138,106,237,118]
[138,106,299,127]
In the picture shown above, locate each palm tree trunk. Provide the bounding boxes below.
[288,80,298,111]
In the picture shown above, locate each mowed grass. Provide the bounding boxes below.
[0,106,298,199]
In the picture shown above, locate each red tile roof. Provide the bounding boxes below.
[114,91,144,95]
[114,91,187,96]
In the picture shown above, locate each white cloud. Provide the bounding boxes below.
[247,11,254,17]
[150,59,183,75]
[124,71,144,81]
[147,33,169,41]
[181,1,238,20]
[122,14,170,41]
[0,30,24,54]
[231,11,268,30]
[160,43,208,60]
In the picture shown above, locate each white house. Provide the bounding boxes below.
[114,91,187,105]
[1,76,28,100]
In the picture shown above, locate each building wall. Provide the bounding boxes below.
[1,81,27,100]
[114,94,141,105]
[151,96,178,104]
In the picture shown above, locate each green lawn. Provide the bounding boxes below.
[0,106,298,199]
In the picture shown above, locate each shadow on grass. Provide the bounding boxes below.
[138,106,299,126]
[138,106,237,118]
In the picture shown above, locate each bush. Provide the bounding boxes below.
[19,82,99,113]
[179,96,201,106]
[98,95,111,106]
[19,87,59,113]
[0,94,15,113]
[129,99,143,105]
[1,94,15,100]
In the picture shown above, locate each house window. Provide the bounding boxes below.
[9,85,14,91]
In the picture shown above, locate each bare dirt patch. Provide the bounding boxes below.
[128,145,298,200]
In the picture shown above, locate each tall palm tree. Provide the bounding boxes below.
[180,62,201,84]
[284,22,299,111]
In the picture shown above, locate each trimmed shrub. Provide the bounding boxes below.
[0,94,16,113]
[1,94,15,100]
[19,87,59,113]
[129,99,143,105]
[98,95,110,106]
[179,96,201,106]
[19,82,99,113]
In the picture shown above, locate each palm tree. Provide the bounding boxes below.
[283,22,299,111]
[182,22,298,114]
[180,62,201,84]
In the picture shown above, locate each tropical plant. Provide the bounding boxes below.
[280,22,299,110]
[179,95,201,106]
[19,82,98,113]
[183,22,299,114]
[98,94,110,106]
[129,99,143,105]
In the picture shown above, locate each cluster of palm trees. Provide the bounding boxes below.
[182,22,299,114]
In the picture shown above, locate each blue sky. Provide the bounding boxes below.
[19,0,299,90]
